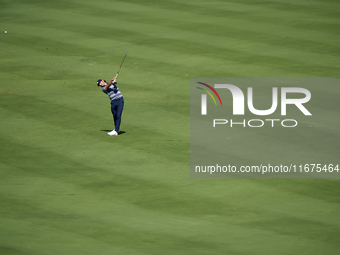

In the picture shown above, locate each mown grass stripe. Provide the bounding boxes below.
[5,22,335,78]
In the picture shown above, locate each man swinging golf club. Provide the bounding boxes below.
[97,52,127,135]
[97,52,127,136]
[97,77,124,136]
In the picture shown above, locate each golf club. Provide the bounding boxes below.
[116,51,127,78]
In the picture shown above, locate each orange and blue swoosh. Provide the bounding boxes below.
[196,82,223,106]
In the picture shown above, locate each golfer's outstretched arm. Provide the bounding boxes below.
[104,77,117,90]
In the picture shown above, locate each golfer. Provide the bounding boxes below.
[97,77,124,136]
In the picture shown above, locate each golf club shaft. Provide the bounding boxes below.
[116,52,127,77]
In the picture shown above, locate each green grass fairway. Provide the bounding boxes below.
[1,0,340,254]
